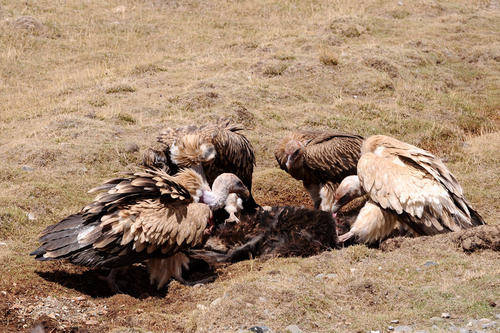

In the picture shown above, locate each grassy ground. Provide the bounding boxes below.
[0,0,499,332]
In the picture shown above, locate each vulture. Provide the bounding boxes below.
[274,130,363,209]
[188,205,338,265]
[152,119,257,210]
[330,135,485,244]
[31,167,249,291]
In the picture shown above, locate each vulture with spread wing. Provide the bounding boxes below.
[151,119,257,210]
[31,167,249,291]
[331,135,485,244]
[275,130,363,209]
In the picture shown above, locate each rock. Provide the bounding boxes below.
[248,326,271,333]
[22,165,34,172]
[391,320,400,324]
[124,142,139,153]
[458,329,471,333]
[193,283,203,288]
[315,273,325,279]
[258,297,267,303]
[388,326,394,331]
[85,319,98,325]
[424,261,438,267]
[0,242,6,247]
[350,268,356,273]
[394,326,412,332]
[285,325,302,333]
[27,213,36,221]
[211,297,223,307]
[196,304,207,311]
[1,291,6,296]
[326,273,338,279]
[74,296,85,301]
[441,313,451,318]
[398,1,403,5]
[495,313,500,320]
[81,166,88,173]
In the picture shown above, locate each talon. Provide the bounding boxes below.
[224,213,240,224]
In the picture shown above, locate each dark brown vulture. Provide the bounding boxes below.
[31,167,249,291]
[188,205,338,265]
[152,119,257,210]
[330,135,485,244]
[274,130,363,209]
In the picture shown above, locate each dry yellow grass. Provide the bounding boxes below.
[0,0,499,331]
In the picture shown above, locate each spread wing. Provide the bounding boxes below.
[31,168,210,268]
[303,133,363,183]
[357,149,483,235]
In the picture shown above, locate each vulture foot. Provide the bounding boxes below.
[98,268,125,294]
[338,231,354,243]
[224,213,240,224]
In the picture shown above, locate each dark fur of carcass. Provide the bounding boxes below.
[189,206,338,265]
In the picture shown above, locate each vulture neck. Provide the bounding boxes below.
[204,178,232,210]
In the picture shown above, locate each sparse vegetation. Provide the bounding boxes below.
[0,0,498,332]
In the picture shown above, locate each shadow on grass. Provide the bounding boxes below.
[36,259,216,299]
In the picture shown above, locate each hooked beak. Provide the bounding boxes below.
[285,155,292,170]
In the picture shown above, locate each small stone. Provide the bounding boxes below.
[424,261,438,267]
[391,320,400,324]
[22,165,34,172]
[398,1,403,5]
[458,329,471,333]
[124,142,139,153]
[211,297,223,307]
[27,213,35,221]
[196,304,207,311]
[388,326,395,331]
[370,331,380,333]
[326,273,338,279]
[193,283,203,288]
[431,325,438,330]
[74,296,85,301]
[378,266,382,270]
[285,325,302,333]
[258,297,267,303]
[441,312,451,318]
[495,313,500,319]
[248,326,270,333]
[1,291,6,296]
[0,242,6,247]
[85,319,98,325]
[315,273,325,279]
[394,326,412,332]
[81,166,88,173]
[350,268,356,273]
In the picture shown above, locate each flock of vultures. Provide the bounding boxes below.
[31,119,485,292]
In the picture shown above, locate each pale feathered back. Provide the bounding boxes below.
[358,135,484,235]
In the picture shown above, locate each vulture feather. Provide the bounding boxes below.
[151,119,257,210]
[331,135,485,244]
[31,168,250,290]
[275,130,363,209]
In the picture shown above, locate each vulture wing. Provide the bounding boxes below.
[31,168,210,268]
[357,139,484,235]
[303,132,363,183]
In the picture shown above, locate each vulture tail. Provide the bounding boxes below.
[30,214,99,262]
[469,206,486,226]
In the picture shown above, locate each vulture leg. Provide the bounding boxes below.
[225,212,240,224]
[338,231,355,243]
[98,268,125,294]
[304,182,321,209]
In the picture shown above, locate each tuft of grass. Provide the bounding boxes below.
[263,63,288,77]
[319,48,339,66]
[115,113,136,124]
[105,84,136,94]
[88,96,107,107]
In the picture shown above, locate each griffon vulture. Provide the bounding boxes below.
[330,135,485,244]
[275,130,363,209]
[31,167,249,291]
[154,119,257,210]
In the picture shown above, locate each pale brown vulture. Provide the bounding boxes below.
[274,130,363,209]
[152,119,257,210]
[31,167,249,291]
[331,135,485,244]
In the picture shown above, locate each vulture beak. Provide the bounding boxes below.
[285,155,292,170]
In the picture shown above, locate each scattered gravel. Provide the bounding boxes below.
[285,325,303,333]
[423,261,438,267]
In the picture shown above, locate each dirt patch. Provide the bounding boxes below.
[380,225,500,253]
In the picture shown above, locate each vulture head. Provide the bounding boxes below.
[331,175,364,214]
[284,140,305,173]
[170,134,216,167]
[202,173,250,210]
